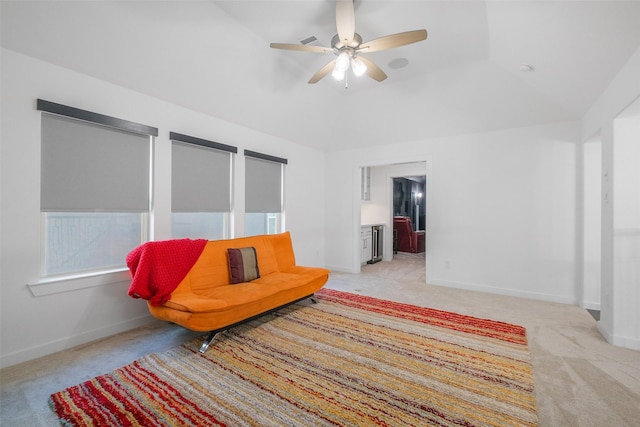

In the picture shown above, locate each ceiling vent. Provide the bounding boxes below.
[300,36,319,46]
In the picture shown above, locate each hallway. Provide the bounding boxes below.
[361,251,425,282]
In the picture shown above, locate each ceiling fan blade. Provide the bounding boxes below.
[336,0,355,47]
[357,56,387,82]
[358,29,428,53]
[270,43,334,54]
[308,59,337,84]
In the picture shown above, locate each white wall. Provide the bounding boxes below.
[583,139,602,309]
[326,122,579,304]
[582,45,640,350]
[612,102,640,349]
[0,49,326,367]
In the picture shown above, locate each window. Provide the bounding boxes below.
[43,212,145,276]
[170,132,236,240]
[172,212,226,240]
[245,212,279,236]
[38,99,157,277]
[244,150,286,236]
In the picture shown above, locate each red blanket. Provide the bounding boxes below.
[126,238,207,306]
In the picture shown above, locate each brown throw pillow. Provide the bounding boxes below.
[227,247,260,284]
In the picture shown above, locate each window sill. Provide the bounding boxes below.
[27,268,131,297]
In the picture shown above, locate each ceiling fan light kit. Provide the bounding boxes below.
[331,49,367,81]
[270,0,427,86]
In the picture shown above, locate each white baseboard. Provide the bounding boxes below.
[581,301,601,310]
[610,335,640,351]
[597,321,640,351]
[326,264,359,274]
[0,314,156,369]
[429,278,577,305]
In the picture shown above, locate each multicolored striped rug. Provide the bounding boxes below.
[49,289,538,426]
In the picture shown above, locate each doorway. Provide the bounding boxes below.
[359,162,427,280]
[392,175,426,255]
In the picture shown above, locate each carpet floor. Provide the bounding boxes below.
[49,289,537,426]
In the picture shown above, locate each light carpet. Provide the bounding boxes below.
[49,289,537,426]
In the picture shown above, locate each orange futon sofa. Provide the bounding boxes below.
[126,232,329,353]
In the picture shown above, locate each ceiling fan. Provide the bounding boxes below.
[270,0,427,85]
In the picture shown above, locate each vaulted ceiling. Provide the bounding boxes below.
[3,1,640,151]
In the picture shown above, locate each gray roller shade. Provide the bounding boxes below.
[172,141,232,212]
[41,114,150,212]
[245,156,283,213]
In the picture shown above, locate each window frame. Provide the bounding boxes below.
[244,150,287,236]
[169,132,237,240]
[28,99,158,295]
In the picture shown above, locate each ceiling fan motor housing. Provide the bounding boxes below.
[331,33,363,51]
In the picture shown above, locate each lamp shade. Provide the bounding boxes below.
[335,52,350,71]
[332,66,346,81]
[351,57,367,76]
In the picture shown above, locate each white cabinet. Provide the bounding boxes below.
[361,227,372,264]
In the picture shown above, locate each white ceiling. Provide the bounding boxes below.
[2,0,640,151]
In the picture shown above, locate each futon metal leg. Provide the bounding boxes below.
[199,294,318,353]
[199,331,223,353]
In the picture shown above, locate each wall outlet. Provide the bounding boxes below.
[445,260,451,269]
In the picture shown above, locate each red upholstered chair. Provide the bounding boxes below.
[393,216,425,253]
